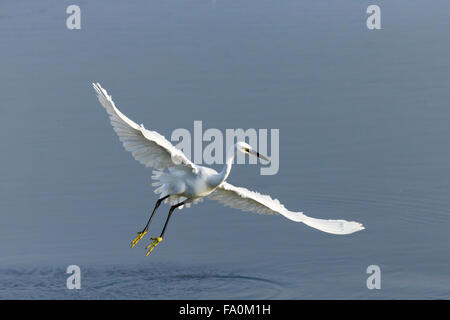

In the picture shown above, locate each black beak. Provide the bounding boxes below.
[249,150,270,162]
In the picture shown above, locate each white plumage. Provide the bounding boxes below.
[209,183,364,234]
[93,83,364,238]
[93,82,195,171]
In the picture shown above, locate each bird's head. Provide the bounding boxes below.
[236,142,270,162]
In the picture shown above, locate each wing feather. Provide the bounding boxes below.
[210,182,365,235]
[92,83,197,172]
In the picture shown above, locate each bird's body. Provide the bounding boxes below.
[92,82,364,256]
[153,165,220,204]
[151,144,243,207]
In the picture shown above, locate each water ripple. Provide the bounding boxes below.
[0,264,284,299]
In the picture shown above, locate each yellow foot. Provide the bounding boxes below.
[131,229,147,248]
[145,237,163,256]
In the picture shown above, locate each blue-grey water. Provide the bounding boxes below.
[1,0,449,299]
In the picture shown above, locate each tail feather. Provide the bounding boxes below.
[151,169,190,209]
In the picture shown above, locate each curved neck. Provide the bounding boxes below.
[221,146,236,181]
[209,144,236,187]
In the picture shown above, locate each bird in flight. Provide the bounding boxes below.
[92,83,364,256]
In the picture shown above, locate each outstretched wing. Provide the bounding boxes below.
[93,83,197,172]
[209,182,364,235]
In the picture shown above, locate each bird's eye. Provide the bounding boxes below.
[243,148,250,152]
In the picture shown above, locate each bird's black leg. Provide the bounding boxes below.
[145,200,187,256]
[143,195,170,232]
[131,195,170,248]
[160,200,186,238]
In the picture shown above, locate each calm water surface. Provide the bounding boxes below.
[0,0,449,299]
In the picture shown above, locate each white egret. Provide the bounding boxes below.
[92,83,364,256]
